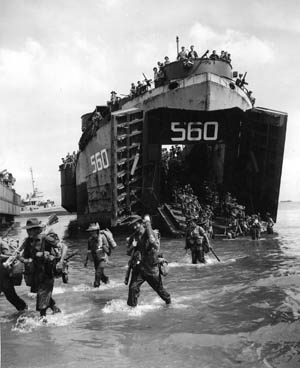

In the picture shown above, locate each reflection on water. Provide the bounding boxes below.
[1,203,300,368]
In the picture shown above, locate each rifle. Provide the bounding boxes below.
[45,214,59,230]
[84,251,91,267]
[209,245,221,262]
[55,250,79,283]
[124,262,132,285]
[2,240,24,269]
[64,250,79,262]
[142,73,152,88]
[241,72,248,86]
[124,250,140,285]
[1,223,15,238]
[192,49,209,74]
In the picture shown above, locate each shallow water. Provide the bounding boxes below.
[1,202,300,368]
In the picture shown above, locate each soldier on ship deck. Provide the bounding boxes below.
[177,46,188,60]
[130,82,136,97]
[209,50,219,60]
[188,45,198,59]
[164,56,170,65]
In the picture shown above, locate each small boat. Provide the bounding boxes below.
[20,168,67,216]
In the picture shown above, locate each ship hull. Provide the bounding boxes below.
[60,67,287,229]
[123,73,252,112]
[0,182,21,227]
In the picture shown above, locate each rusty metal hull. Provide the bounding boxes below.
[60,70,287,227]
[0,182,21,226]
[123,73,252,112]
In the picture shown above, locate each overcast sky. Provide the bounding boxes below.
[1,0,299,203]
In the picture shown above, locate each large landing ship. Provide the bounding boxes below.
[60,49,287,232]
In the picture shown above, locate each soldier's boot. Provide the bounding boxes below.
[101,274,109,284]
[94,273,101,287]
[50,305,61,314]
[39,308,48,323]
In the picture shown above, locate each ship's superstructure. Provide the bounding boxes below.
[60,48,287,231]
[0,169,21,226]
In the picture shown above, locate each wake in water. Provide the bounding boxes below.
[102,295,190,317]
[3,206,300,368]
[269,288,300,323]
[12,308,90,333]
[55,280,125,294]
[168,253,223,268]
[103,299,162,317]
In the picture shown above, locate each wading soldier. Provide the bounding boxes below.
[0,237,27,311]
[127,215,171,307]
[249,215,261,240]
[266,212,274,234]
[20,218,67,320]
[84,223,117,287]
[185,218,210,264]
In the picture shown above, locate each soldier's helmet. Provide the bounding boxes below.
[22,218,45,229]
[86,223,100,231]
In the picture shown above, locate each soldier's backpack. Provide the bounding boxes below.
[101,229,117,254]
[152,229,161,250]
[158,254,169,277]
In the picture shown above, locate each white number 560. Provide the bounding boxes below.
[90,149,109,173]
[170,121,218,142]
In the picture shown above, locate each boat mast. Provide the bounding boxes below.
[30,167,36,195]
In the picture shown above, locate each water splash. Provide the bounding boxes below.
[271,288,300,321]
[168,254,220,268]
[102,298,168,317]
[53,286,67,295]
[12,308,90,333]
[0,315,14,323]
[174,290,212,304]
[72,280,124,293]
[12,311,44,333]
[255,275,300,288]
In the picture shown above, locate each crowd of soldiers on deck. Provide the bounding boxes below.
[61,151,78,168]
[129,80,152,98]
[126,45,234,99]
[0,170,16,189]
[108,42,254,109]
[176,46,231,64]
